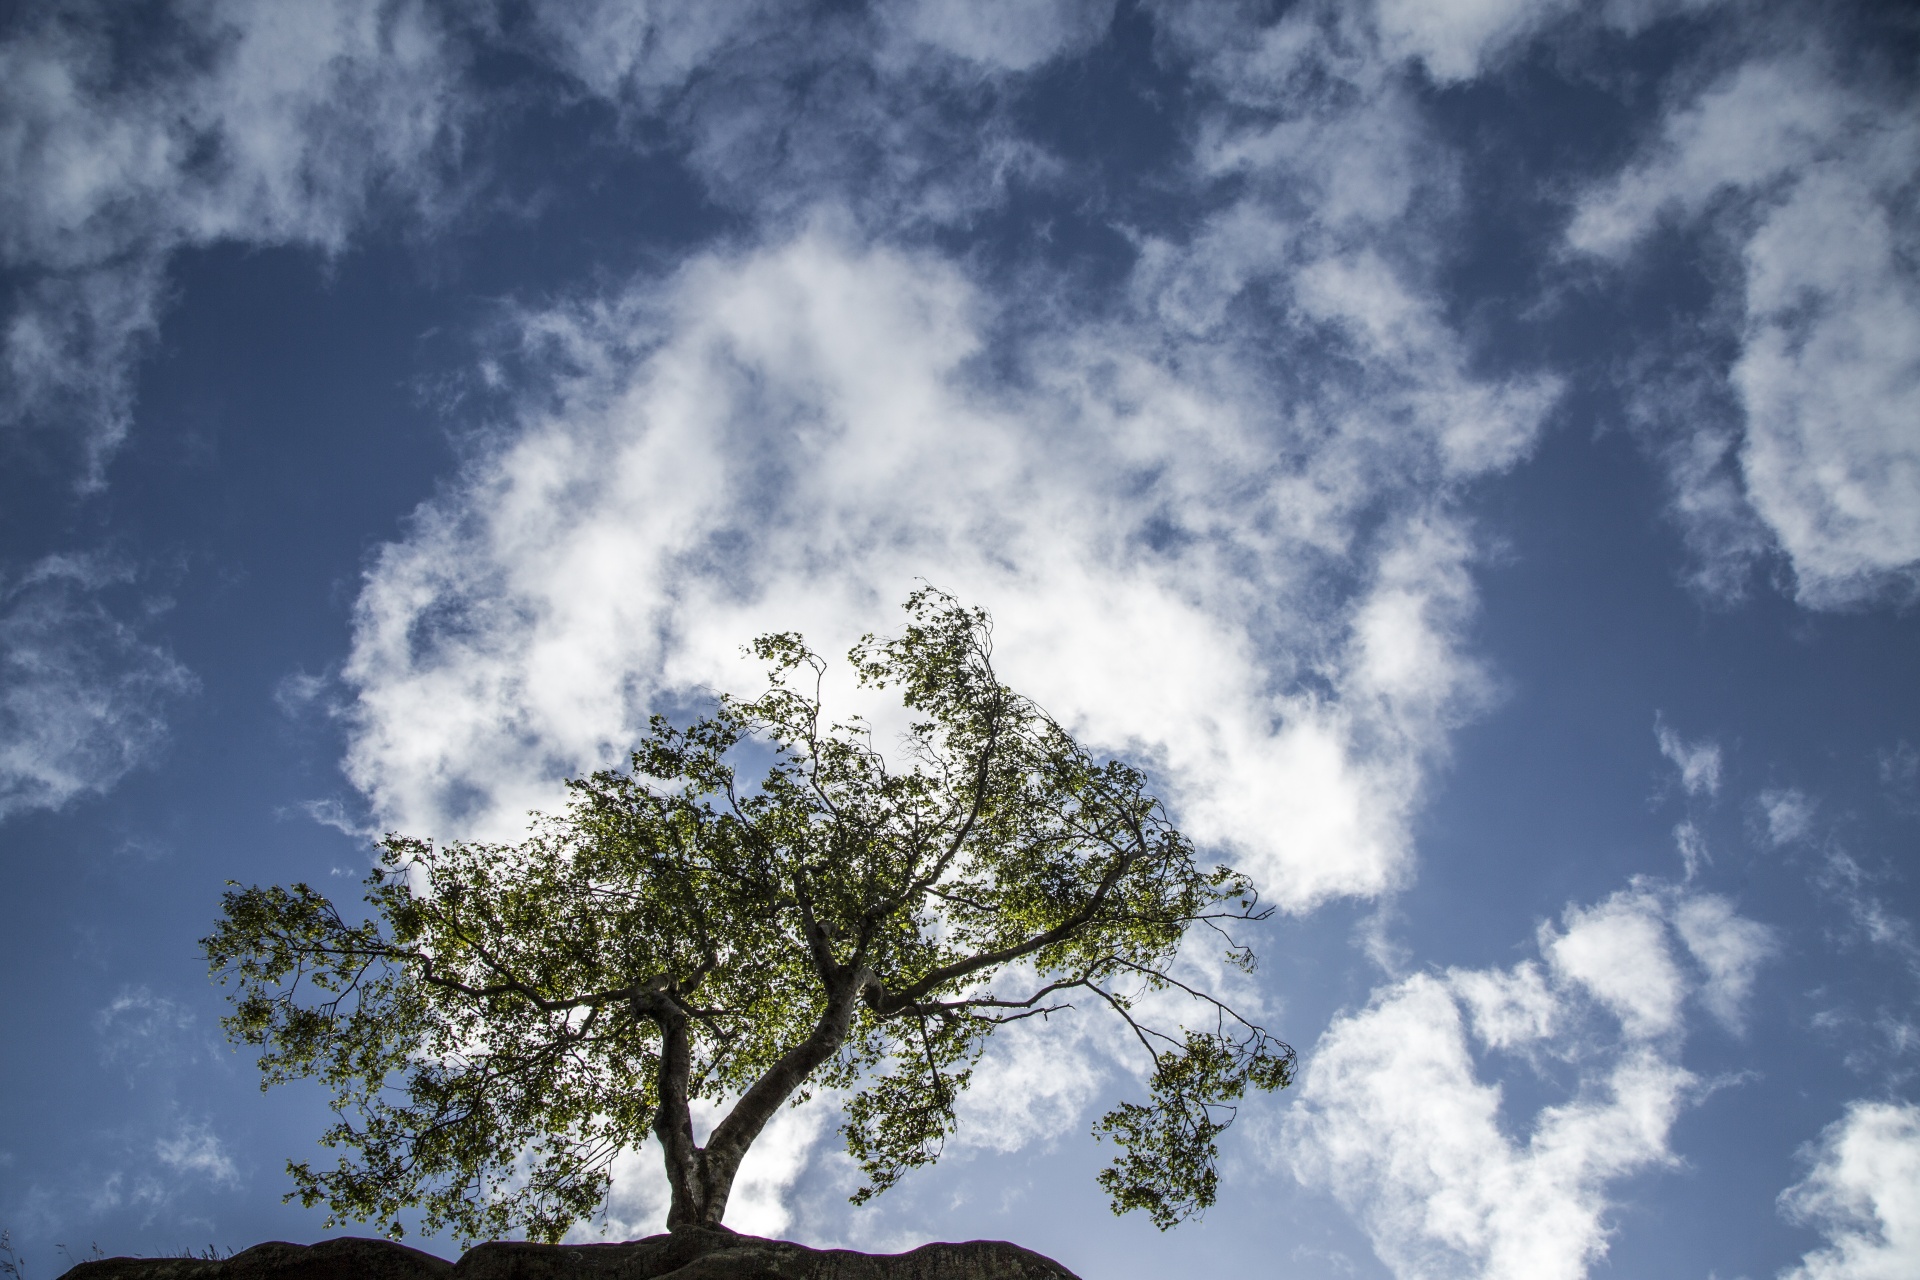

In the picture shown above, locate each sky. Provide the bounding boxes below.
[0,1,1917,1277]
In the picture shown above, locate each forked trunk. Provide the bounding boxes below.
[663,1146,744,1230]
[647,969,876,1229]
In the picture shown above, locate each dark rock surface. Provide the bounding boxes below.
[57,1228,1082,1280]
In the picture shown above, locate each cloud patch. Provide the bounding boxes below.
[1781,1101,1920,1280]
[0,555,194,820]
[1569,53,1920,608]
[342,212,1548,911]
[1287,881,1772,1279]
[0,0,466,477]
[1656,716,1722,798]
[342,0,1565,912]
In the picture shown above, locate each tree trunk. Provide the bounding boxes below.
[650,970,876,1229]
[663,1147,745,1230]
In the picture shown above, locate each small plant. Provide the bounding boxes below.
[0,1229,27,1280]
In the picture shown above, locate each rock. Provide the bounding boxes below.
[59,1238,453,1280]
[57,1229,1082,1280]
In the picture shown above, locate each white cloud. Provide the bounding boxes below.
[86,1115,245,1216]
[1544,889,1688,1039]
[1817,848,1920,982]
[724,1097,834,1237]
[573,1144,672,1244]
[1288,881,1770,1280]
[322,12,1565,1219]
[0,555,195,820]
[0,0,466,476]
[1569,56,1920,608]
[1448,960,1557,1050]
[1673,820,1709,880]
[1290,974,1692,1280]
[341,212,1543,912]
[1373,0,1578,83]
[1760,787,1815,847]
[1781,1101,1920,1280]
[339,0,1565,922]
[1670,893,1775,1034]
[954,1012,1109,1154]
[154,1121,240,1190]
[1656,716,1722,798]
[295,797,379,842]
[550,0,1069,236]
[1879,742,1919,814]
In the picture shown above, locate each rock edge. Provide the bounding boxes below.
[56,1227,1083,1280]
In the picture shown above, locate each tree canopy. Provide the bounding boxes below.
[204,590,1292,1242]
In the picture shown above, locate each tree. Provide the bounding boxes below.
[204,589,1292,1243]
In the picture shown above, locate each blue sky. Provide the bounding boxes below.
[2,2,1917,1277]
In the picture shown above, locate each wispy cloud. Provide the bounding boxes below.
[1370,0,1719,85]
[94,987,202,1076]
[0,0,467,479]
[153,1121,240,1191]
[1656,715,1722,799]
[0,555,194,820]
[1758,786,1816,847]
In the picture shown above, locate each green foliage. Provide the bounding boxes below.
[1093,1029,1294,1230]
[205,588,1292,1240]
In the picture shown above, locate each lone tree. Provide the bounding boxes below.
[205,590,1292,1242]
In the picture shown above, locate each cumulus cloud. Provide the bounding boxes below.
[1569,54,1920,608]
[1290,979,1690,1280]
[341,213,1543,911]
[1287,881,1772,1280]
[0,555,195,820]
[1543,891,1688,1039]
[1448,960,1557,1050]
[0,0,466,476]
[339,0,1562,921]
[1780,1101,1920,1280]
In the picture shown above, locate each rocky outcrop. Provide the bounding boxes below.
[57,1228,1082,1280]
